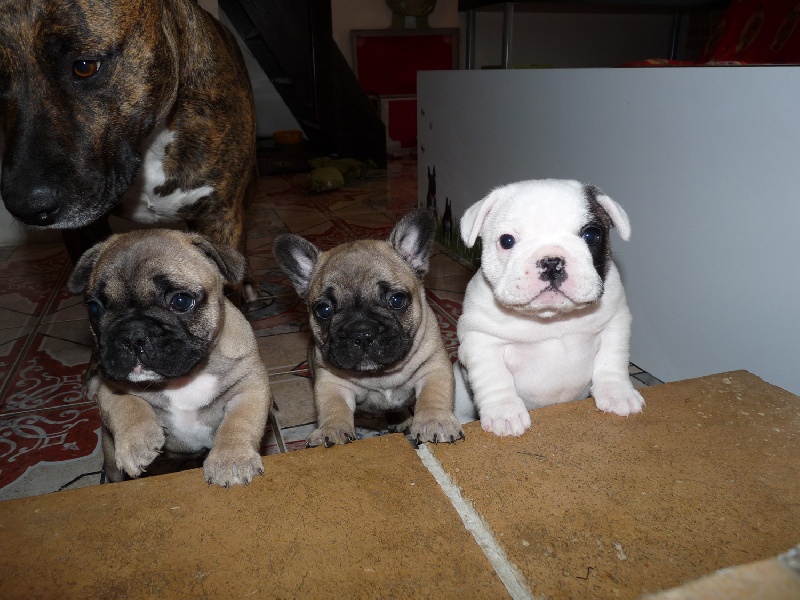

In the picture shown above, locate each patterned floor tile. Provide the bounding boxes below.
[0,404,101,492]
[1,333,91,415]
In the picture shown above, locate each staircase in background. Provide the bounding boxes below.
[219,0,387,169]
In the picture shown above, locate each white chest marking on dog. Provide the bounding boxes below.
[118,126,214,223]
[163,372,220,410]
[163,372,219,450]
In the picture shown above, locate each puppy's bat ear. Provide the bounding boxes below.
[389,209,436,279]
[190,235,247,285]
[273,234,320,299]
[67,238,113,295]
[460,187,505,248]
[588,186,632,241]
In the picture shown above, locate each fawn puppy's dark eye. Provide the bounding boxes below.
[85,299,105,317]
[314,301,333,320]
[168,292,195,313]
[387,292,408,310]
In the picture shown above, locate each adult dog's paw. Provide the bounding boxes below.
[410,410,465,444]
[479,400,531,437]
[115,421,165,478]
[306,426,356,448]
[592,380,646,416]
[204,445,264,487]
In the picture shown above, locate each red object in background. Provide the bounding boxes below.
[625,0,800,66]
[351,29,458,150]
[352,29,459,96]
[382,97,418,148]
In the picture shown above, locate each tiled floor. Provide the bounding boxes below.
[0,158,661,501]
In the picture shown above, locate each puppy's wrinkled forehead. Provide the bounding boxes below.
[491,180,604,233]
[311,242,414,299]
[90,238,216,299]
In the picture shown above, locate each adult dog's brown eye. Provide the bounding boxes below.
[73,60,100,79]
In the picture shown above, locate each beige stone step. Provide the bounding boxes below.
[0,370,797,599]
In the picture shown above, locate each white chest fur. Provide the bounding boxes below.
[118,126,214,224]
[163,372,219,450]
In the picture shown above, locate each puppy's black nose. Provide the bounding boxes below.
[538,257,567,286]
[344,321,379,349]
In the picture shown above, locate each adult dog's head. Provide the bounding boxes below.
[0,0,179,228]
[461,179,631,318]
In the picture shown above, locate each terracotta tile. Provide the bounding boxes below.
[247,292,309,336]
[42,288,89,323]
[0,248,68,317]
[0,434,508,598]
[429,371,800,598]
[258,331,311,375]
[427,250,474,279]
[270,375,316,429]
[0,305,37,330]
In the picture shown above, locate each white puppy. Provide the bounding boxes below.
[454,179,644,436]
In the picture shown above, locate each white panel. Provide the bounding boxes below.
[418,67,800,395]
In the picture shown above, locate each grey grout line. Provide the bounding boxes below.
[416,444,532,600]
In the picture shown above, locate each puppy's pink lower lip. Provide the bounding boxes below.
[133,364,144,374]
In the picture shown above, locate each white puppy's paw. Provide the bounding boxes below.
[479,400,532,437]
[592,380,645,416]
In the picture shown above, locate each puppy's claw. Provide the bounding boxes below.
[306,426,356,448]
[410,411,464,445]
[203,445,262,487]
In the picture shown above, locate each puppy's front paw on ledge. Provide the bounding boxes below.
[115,421,166,478]
[479,401,531,437]
[410,411,465,444]
[204,446,264,487]
[592,380,646,416]
[306,426,356,448]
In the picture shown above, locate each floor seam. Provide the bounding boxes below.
[415,444,533,600]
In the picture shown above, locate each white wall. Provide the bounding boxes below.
[418,67,800,395]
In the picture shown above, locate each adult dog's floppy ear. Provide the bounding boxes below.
[273,234,321,299]
[388,209,436,279]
